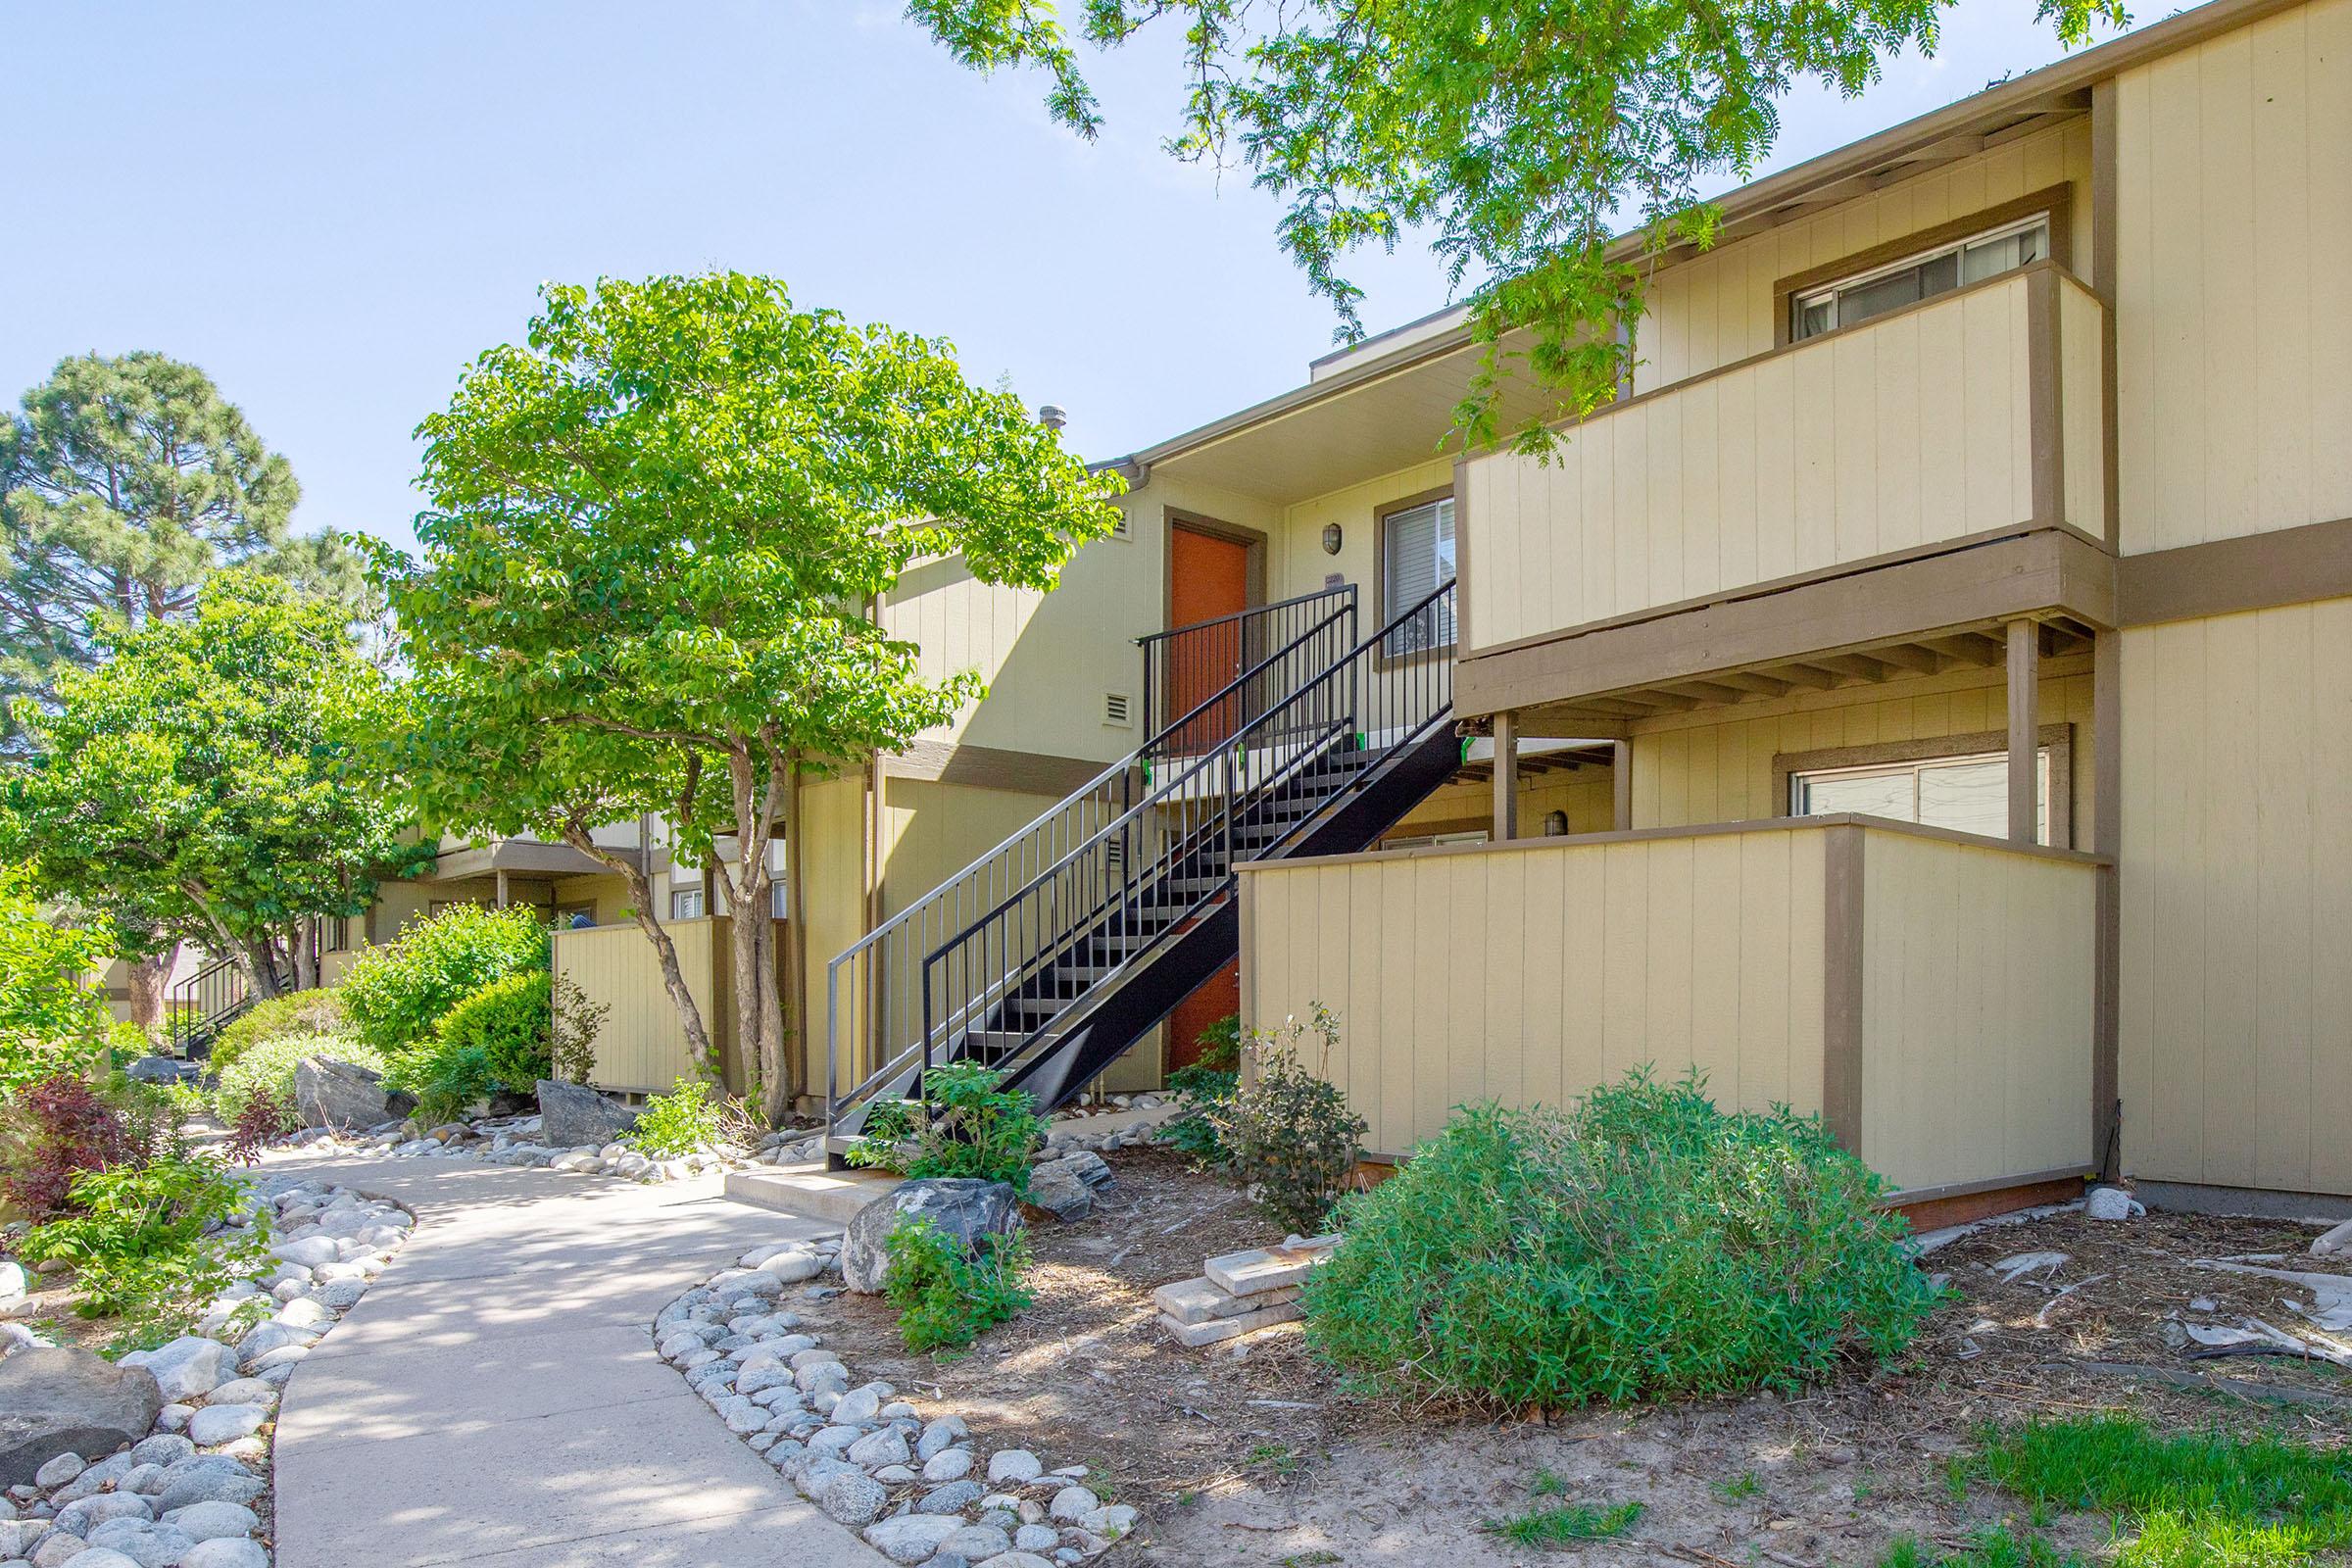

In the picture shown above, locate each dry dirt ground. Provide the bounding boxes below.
[801,1152,2351,1567]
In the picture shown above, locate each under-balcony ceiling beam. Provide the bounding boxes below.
[1922,632,2007,666]
[1711,670,1795,698]
[1811,653,1895,683]
[1665,679,1755,706]
[1868,643,1947,676]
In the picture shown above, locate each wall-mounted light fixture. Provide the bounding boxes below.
[1543,809,1570,836]
[1320,522,1343,556]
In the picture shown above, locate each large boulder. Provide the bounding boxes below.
[842,1177,1023,1295]
[0,1348,164,1487]
[294,1057,416,1130]
[536,1079,638,1148]
[125,1055,196,1084]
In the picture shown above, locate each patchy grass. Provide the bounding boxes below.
[1880,1525,2086,1567]
[1715,1468,1762,1501]
[1981,1417,2352,1533]
[1487,1499,1644,1547]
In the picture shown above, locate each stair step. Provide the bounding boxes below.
[724,1164,897,1226]
[1152,1275,1303,1326]
[1203,1235,1342,1297]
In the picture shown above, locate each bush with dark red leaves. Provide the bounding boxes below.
[223,1087,296,1166]
[2,1072,139,1218]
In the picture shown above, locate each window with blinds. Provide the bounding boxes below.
[1381,497,1456,655]
[1791,214,2049,341]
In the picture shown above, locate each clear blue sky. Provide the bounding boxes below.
[3,0,2124,553]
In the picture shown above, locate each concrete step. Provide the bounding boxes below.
[1155,1299,1303,1348]
[1203,1234,1341,1298]
[722,1163,898,1227]
[1152,1275,1302,1326]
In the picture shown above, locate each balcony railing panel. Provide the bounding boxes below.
[1462,263,2106,656]
[1241,814,2099,1197]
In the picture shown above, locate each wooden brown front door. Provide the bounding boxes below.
[1166,525,1252,752]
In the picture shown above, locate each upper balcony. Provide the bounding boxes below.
[1455,262,2113,726]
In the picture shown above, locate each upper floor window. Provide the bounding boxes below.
[1381,496,1456,655]
[1791,215,2049,341]
[1791,747,2049,845]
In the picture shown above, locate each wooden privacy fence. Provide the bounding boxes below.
[1241,814,2100,1197]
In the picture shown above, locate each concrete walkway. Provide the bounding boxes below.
[263,1152,883,1568]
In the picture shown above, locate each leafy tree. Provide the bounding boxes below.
[1,351,369,1033]
[0,865,114,1092]
[3,572,426,1002]
[906,0,2127,447]
[372,271,1122,1120]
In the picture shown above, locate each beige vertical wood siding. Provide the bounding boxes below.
[2057,273,2107,539]
[1638,120,2092,393]
[1463,270,2056,653]
[2119,600,2352,1196]
[1388,765,1616,842]
[1242,826,1829,1157]
[1856,826,2097,1193]
[1628,662,2098,846]
[2115,0,2352,554]
[559,917,718,1095]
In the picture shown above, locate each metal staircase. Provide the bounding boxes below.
[823,578,1459,1156]
[168,951,291,1058]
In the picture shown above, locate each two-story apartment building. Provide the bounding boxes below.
[333,0,2345,1222]
[1228,0,2352,1220]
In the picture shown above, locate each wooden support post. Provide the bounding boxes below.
[495,867,511,908]
[2006,618,2040,844]
[1492,710,1519,842]
[1611,740,1632,831]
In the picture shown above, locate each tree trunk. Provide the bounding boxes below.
[243,938,285,1000]
[127,948,174,1044]
[291,919,319,992]
[559,823,715,1077]
[724,744,791,1124]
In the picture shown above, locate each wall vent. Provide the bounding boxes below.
[1103,691,1133,727]
[1109,511,1132,539]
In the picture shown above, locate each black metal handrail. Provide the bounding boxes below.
[823,586,1358,1124]
[167,952,290,1056]
[1140,584,1356,759]
[911,578,1456,1102]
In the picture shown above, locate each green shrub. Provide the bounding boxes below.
[1210,1005,1365,1234]
[19,1150,271,1339]
[209,989,346,1077]
[389,970,556,1123]
[1161,1061,1237,1167]
[0,870,112,1092]
[1301,1072,1939,1411]
[845,1060,1046,1192]
[1193,1011,1242,1071]
[883,1215,1032,1352]
[549,974,608,1085]
[338,904,548,1054]
[214,1032,385,1128]
[627,1077,721,1156]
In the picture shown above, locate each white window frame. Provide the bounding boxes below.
[1379,495,1457,655]
[1791,213,2051,341]
[1789,747,2051,845]
[668,887,706,921]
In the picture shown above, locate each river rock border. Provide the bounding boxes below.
[273,1111,795,1184]
[0,1175,413,1568]
[658,1240,1136,1568]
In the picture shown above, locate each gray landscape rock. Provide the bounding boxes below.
[815,1469,888,1526]
[0,1259,24,1303]
[154,1463,264,1515]
[160,1500,259,1542]
[1022,1163,1093,1222]
[1049,1486,1100,1523]
[33,1452,83,1489]
[1014,1523,1060,1551]
[124,1056,195,1085]
[294,1057,416,1130]
[0,1349,164,1488]
[57,1549,141,1568]
[536,1080,638,1148]
[842,1178,1024,1294]
[919,1480,985,1515]
[986,1449,1043,1485]
[863,1514,966,1564]
[184,1405,266,1447]
[177,1538,270,1568]
[89,1519,196,1568]
[53,1494,152,1538]
[941,1525,1013,1561]
[119,1338,234,1404]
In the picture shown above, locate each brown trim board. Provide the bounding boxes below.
[1457,529,2118,720]
[2116,515,2352,627]
[883,740,1111,798]
[2091,631,2122,1180]
[1770,723,2079,850]
[2090,78,2122,549]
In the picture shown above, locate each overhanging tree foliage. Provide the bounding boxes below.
[372,271,1122,1121]
[906,0,2127,447]
[3,573,425,1002]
